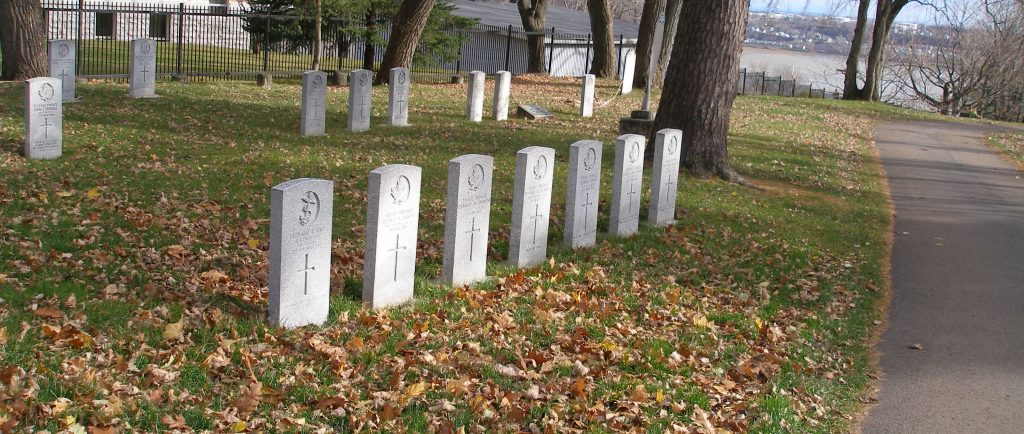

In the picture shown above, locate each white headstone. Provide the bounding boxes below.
[580,74,596,117]
[620,50,636,95]
[564,140,603,249]
[363,164,422,309]
[466,71,485,122]
[269,178,333,328]
[300,70,327,136]
[387,67,410,127]
[442,154,494,286]
[509,146,555,267]
[609,134,646,237]
[493,70,511,121]
[129,38,158,98]
[24,77,63,160]
[48,40,76,102]
[348,69,373,132]
[649,128,682,226]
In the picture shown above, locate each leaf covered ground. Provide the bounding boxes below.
[1,75,898,433]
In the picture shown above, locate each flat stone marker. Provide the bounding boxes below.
[300,70,327,136]
[363,164,422,309]
[129,38,158,98]
[620,50,636,95]
[48,40,76,102]
[24,77,63,160]
[493,70,511,121]
[580,74,595,117]
[466,71,485,122]
[442,154,494,286]
[388,67,410,127]
[516,104,553,120]
[564,140,603,249]
[348,69,373,132]
[509,146,555,267]
[609,134,646,237]
[648,128,683,226]
[269,178,333,328]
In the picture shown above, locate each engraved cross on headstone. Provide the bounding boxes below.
[140,65,151,84]
[661,173,677,209]
[396,96,406,115]
[582,192,595,232]
[359,96,369,117]
[298,253,315,295]
[626,182,639,215]
[529,204,545,245]
[312,97,323,120]
[58,68,70,83]
[387,233,407,281]
[41,117,53,140]
[465,216,481,262]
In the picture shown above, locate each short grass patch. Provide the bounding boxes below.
[1,76,907,432]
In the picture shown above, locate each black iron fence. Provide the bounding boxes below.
[32,0,637,82]
[737,68,840,99]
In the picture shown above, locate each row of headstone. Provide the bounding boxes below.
[268,128,683,328]
[299,67,411,136]
[465,70,598,120]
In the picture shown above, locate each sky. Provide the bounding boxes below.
[749,0,966,24]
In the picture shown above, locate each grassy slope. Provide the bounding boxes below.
[1,76,898,432]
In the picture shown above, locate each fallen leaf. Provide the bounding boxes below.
[163,320,185,341]
[86,188,101,199]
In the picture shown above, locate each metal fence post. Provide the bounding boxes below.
[741,69,746,94]
[176,3,184,76]
[503,24,512,72]
[616,34,623,78]
[76,0,84,74]
[547,27,555,74]
[262,11,270,72]
[584,33,591,75]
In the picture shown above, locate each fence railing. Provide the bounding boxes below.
[33,0,637,82]
[737,68,840,99]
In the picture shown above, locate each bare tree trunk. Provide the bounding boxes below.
[0,0,48,80]
[862,0,909,101]
[374,0,437,85]
[652,0,749,181]
[588,0,616,77]
[518,0,549,73]
[632,0,665,87]
[654,0,682,86]
[362,10,376,71]
[312,0,322,70]
[842,0,870,99]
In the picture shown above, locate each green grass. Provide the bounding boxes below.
[0,75,914,432]
[988,131,1024,168]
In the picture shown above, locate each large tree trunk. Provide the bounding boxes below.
[518,0,548,73]
[654,0,682,86]
[373,0,436,85]
[587,0,616,77]
[362,11,376,71]
[0,0,48,80]
[842,0,870,99]
[632,0,665,87]
[862,0,909,101]
[652,0,748,181]
[312,0,322,70]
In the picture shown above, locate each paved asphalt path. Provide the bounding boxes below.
[862,121,1024,433]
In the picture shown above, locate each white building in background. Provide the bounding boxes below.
[42,0,640,78]
[451,0,639,78]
